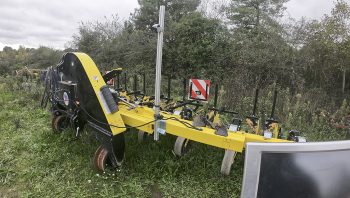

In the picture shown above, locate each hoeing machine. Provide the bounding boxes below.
[42,52,302,175]
[41,6,303,176]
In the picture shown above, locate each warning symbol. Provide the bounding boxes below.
[189,79,210,101]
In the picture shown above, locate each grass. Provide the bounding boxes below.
[0,89,243,197]
[1,78,349,197]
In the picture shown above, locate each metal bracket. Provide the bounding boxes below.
[215,126,228,137]
[192,115,206,127]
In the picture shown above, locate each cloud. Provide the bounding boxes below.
[0,0,139,49]
[284,0,349,20]
[0,0,347,50]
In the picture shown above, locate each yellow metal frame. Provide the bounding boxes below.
[74,52,291,153]
[118,104,290,153]
[75,52,126,135]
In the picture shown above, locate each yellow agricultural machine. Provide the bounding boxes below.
[41,6,305,176]
[41,52,305,175]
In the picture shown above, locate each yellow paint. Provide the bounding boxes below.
[207,110,220,125]
[74,52,126,135]
[119,91,131,101]
[271,123,279,138]
[117,104,291,152]
[74,52,292,151]
[213,113,220,125]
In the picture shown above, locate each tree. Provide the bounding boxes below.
[73,0,208,76]
[0,46,63,76]
[165,12,231,79]
[297,0,350,93]
[132,0,201,31]
[226,0,288,32]
[225,0,292,89]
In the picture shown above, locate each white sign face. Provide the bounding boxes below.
[173,110,181,116]
[263,131,273,139]
[188,79,210,101]
[297,136,307,143]
[63,92,69,106]
[229,124,239,132]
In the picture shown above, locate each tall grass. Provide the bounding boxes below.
[0,76,348,197]
[0,77,242,197]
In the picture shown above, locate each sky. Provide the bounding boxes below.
[0,0,347,50]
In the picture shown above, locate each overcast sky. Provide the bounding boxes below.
[0,0,347,50]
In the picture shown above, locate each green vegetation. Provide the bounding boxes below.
[2,0,350,111]
[0,46,63,75]
[1,0,350,197]
[0,78,348,197]
[0,80,244,197]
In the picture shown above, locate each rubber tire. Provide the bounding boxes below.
[93,144,125,172]
[174,137,191,157]
[51,115,68,133]
[93,145,110,172]
[220,150,237,176]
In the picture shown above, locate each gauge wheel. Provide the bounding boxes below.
[93,145,112,172]
[93,142,125,172]
[220,150,237,176]
[51,115,69,133]
[174,136,191,157]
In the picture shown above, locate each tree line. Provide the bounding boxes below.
[1,0,350,100]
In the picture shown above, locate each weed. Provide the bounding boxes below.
[12,118,21,130]
[0,77,348,197]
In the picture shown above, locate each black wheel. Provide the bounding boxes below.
[93,145,111,172]
[51,115,69,133]
[93,144,125,172]
[93,133,125,172]
[174,136,191,157]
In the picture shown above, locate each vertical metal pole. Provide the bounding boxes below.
[124,73,127,91]
[214,84,218,109]
[182,78,187,101]
[270,89,278,119]
[189,82,193,100]
[154,5,165,141]
[252,88,259,116]
[143,73,146,95]
[134,74,138,92]
[167,75,171,100]
[117,73,120,90]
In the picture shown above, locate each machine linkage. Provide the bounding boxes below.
[43,52,307,176]
[40,5,309,176]
[115,74,303,174]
